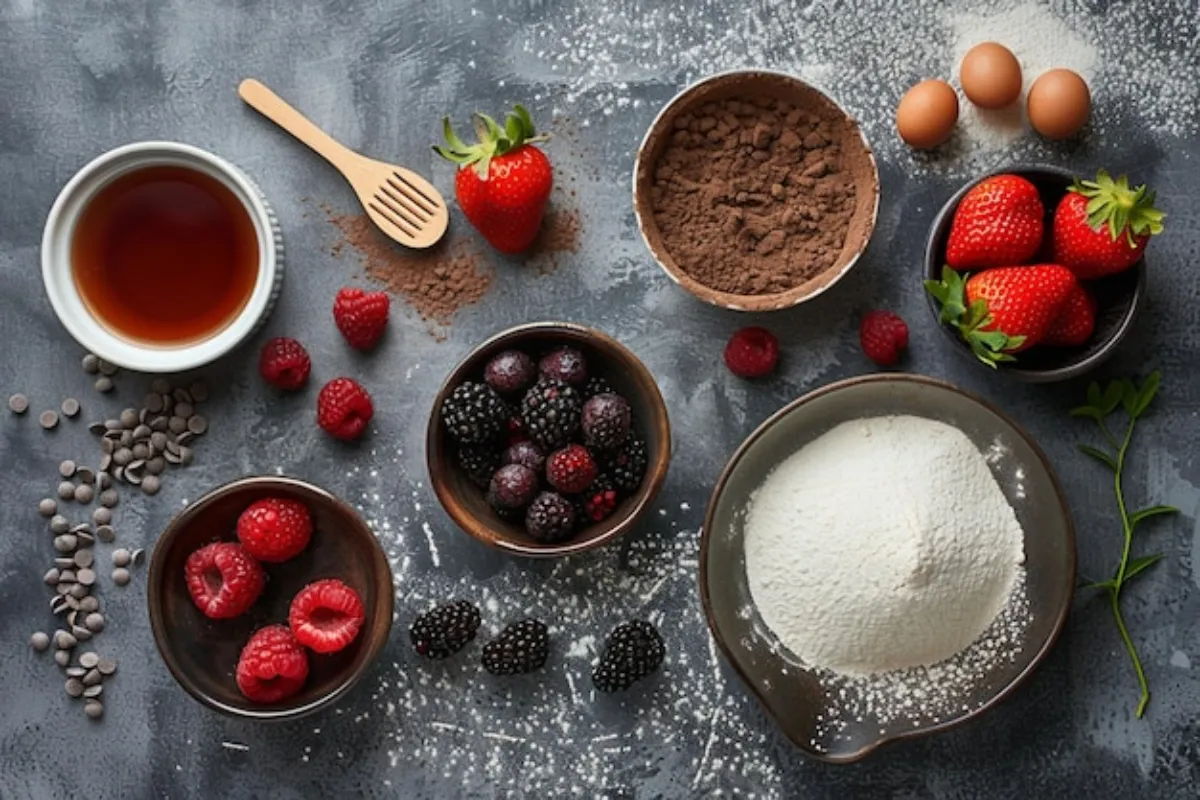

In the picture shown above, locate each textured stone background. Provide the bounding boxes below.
[1,0,1198,797]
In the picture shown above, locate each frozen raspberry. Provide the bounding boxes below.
[723,327,780,378]
[333,287,390,351]
[539,347,589,386]
[236,625,309,704]
[484,350,537,395]
[503,441,546,473]
[859,310,909,367]
[545,444,597,493]
[488,464,540,512]
[580,476,619,522]
[184,542,265,620]
[317,378,374,441]
[289,578,366,654]
[236,497,313,563]
[259,337,311,390]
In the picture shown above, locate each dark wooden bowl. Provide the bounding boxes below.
[924,164,1144,383]
[427,322,671,558]
[147,476,394,720]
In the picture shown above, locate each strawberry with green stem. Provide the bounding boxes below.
[434,105,552,254]
[1053,170,1165,279]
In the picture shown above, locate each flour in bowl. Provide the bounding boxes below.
[744,415,1024,676]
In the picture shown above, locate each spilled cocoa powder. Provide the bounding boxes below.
[527,205,581,274]
[647,95,862,296]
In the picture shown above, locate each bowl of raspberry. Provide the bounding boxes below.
[147,476,394,719]
[427,322,671,557]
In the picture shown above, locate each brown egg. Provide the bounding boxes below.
[1027,69,1091,139]
[896,80,959,149]
[959,42,1023,109]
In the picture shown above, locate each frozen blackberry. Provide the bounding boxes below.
[582,393,631,451]
[539,347,588,386]
[503,441,546,473]
[605,433,648,493]
[520,379,582,450]
[592,620,665,692]
[410,600,482,659]
[525,491,577,542]
[482,619,550,675]
[457,445,501,489]
[442,382,509,444]
[484,350,536,396]
[583,376,615,398]
[488,464,539,512]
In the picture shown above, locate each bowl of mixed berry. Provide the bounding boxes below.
[147,476,394,719]
[427,322,671,557]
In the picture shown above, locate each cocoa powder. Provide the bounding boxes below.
[648,95,860,296]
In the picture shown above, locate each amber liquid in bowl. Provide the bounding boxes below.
[71,165,259,346]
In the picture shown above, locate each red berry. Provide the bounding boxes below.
[184,542,265,620]
[235,625,309,704]
[236,497,313,563]
[332,287,390,351]
[859,311,910,367]
[583,482,619,522]
[289,578,366,654]
[259,337,311,391]
[723,327,779,378]
[317,378,374,441]
[545,444,598,493]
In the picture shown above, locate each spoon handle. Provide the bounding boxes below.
[238,79,360,172]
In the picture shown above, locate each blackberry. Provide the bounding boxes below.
[442,382,508,444]
[520,379,582,451]
[604,432,648,493]
[487,464,539,512]
[484,350,536,396]
[583,376,615,398]
[539,347,588,386]
[503,440,546,473]
[592,619,665,692]
[457,445,501,489]
[525,491,577,542]
[410,600,482,659]
[581,392,631,451]
[482,619,549,675]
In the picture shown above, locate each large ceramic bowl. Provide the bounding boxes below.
[701,374,1075,762]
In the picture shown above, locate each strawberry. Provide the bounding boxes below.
[1042,281,1097,347]
[333,287,390,351]
[1052,170,1165,279]
[434,105,552,254]
[945,174,1044,270]
[924,264,1076,366]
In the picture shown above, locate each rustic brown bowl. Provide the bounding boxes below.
[427,322,671,558]
[633,68,880,311]
[147,476,394,720]
[701,374,1075,762]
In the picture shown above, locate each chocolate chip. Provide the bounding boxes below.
[44,568,60,585]
[150,431,168,452]
[174,402,194,419]
[54,650,70,667]
[72,626,92,642]
[144,393,164,413]
[94,377,113,393]
[92,508,111,526]
[145,456,166,475]
[187,415,208,435]
[55,630,76,649]
[61,398,81,418]
[131,548,145,565]
[168,416,188,435]
[98,359,118,376]
[77,569,96,586]
[69,583,88,599]
[83,684,103,699]
[112,448,132,468]
[99,453,113,472]
[84,699,103,719]
[98,473,112,490]
[180,447,194,466]
[119,409,138,428]
[83,668,102,686]
[84,613,105,632]
[39,498,57,517]
[82,353,100,374]
[131,443,149,461]
[97,658,116,675]
[77,467,96,485]
[74,484,94,504]
[111,549,131,568]
[54,557,74,569]
[79,651,99,669]
[53,535,76,553]
[40,410,59,429]
[99,489,119,508]
[30,632,50,651]
[112,568,130,586]
[59,460,76,478]
[8,394,28,414]
[50,596,69,615]
[70,522,91,534]
[77,531,94,545]
[151,378,171,395]
[55,582,72,595]
[125,468,142,487]
[96,525,115,543]
[57,482,74,500]
[150,415,168,432]
[65,678,85,697]
[173,388,192,406]
[79,596,99,613]
[141,475,161,495]
[50,515,69,533]
[132,424,151,441]
[59,569,76,583]
[74,549,94,568]
[66,666,86,678]
[119,430,133,448]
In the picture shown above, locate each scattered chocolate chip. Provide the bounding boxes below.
[30,632,50,651]
[98,359,118,376]
[50,515,69,534]
[84,699,103,719]
[77,467,96,485]
[59,569,76,584]
[98,473,112,490]
[73,549,94,568]
[150,416,168,432]
[141,475,161,495]
[72,626,92,642]
[131,443,149,461]
[40,410,59,429]
[84,613,105,632]
[97,658,116,675]
[131,548,145,565]
[53,535,76,553]
[76,531,94,546]
[61,398,81,418]
[57,482,75,500]
[99,490,118,508]
[92,508,111,526]
[96,525,115,543]
[112,568,130,586]
[54,557,74,569]
[74,484,94,504]
[43,568,60,585]
[77,569,96,586]
[55,630,76,649]
[83,668,102,686]
[39,498,57,517]
[144,393,164,413]
[79,651,99,669]
[168,416,188,435]
[88,421,106,435]
[83,684,103,699]
[81,354,100,373]
[65,678,85,697]
[112,448,132,468]
[79,596,99,613]
[69,583,88,599]
[50,596,69,615]
[132,424,151,441]
[94,377,113,393]
[187,415,208,435]
[111,549,131,568]
[54,650,70,667]
[145,456,166,475]
[173,388,193,406]
[8,394,29,414]
[119,409,138,428]
[66,666,86,678]
[179,447,194,466]
[59,461,76,478]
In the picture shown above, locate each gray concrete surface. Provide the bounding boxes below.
[1,0,1198,797]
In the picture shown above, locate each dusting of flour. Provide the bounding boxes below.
[745,415,1024,675]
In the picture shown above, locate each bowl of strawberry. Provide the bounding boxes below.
[427,322,671,558]
[147,476,394,719]
[924,165,1161,382]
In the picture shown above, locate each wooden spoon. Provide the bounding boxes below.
[238,79,448,249]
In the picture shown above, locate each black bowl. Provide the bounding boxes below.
[923,164,1144,383]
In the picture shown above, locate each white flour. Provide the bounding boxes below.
[744,415,1024,676]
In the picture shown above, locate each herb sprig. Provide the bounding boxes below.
[1072,371,1177,718]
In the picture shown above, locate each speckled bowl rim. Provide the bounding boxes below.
[923,163,1145,383]
[146,475,395,721]
[632,68,881,312]
[699,373,1076,763]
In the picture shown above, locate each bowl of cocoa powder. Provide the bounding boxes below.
[634,70,879,311]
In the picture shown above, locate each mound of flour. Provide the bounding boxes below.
[744,415,1024,676]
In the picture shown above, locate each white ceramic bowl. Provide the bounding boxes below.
[41,141,284,373]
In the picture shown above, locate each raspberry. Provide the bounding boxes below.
[288,578,366,654]
[539,347,589,386]
[184,542,265,620]
[592,620,665,692]
[545,444,597,493]
[581,393,631,451]
[484,350,537,395]
[236,625,309,704]
[859,310,909,367]
[580,476,619,523]
[332,287,390,351]
[317,378,374,441]
[723,327,780,378]
[525,491,577,542]
[410,600,482,659]
[503,441,546,473]
[236,497,313,563]
[481,619,550,675]
[259,337,311,390]
[487,464,540,512]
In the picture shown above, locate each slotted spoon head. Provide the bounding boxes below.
[351,161,449,249]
